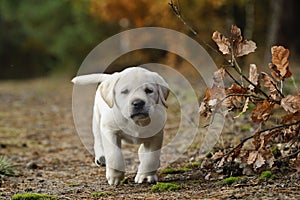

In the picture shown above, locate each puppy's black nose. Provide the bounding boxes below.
[132,99,145,109]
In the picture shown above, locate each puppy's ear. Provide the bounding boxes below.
[155,75,169,108]
[99,75,120,108]
[158,84,169,108]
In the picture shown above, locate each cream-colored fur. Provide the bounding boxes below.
[72,67,169,185]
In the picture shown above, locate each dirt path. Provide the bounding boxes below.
[0,78,299,199]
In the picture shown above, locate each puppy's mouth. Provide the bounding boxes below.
[130,112,151,126]
[130,112,149,120]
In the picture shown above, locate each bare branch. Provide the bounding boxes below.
[271,79,285,98]
[168,0,197,35]
[225,119,300,157]
[168,0,227,60]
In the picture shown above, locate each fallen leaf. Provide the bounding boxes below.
[251,100,274,122]
[247,150,266,169]
[281,94,300,113]
[254,152,265,169]
[265,153,275,169]
[270,46,292,79]
[217,156,226,168]
[247,151,258,165]
[212,150,224,160]
[212,31,230,55]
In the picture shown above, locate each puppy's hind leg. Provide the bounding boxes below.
[93,105,105,167]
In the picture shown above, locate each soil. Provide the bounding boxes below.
[0,77,299,199]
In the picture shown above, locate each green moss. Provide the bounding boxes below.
[241,125,251,131]
[259,170,274,179]
[185,162,201,168]
[160,167,191,174]
[222,177,241,185]
[91,192,110,197]
[271,146,278,154]
[121,177,129,184]
[150,182,181,192]
[12,193,58,200]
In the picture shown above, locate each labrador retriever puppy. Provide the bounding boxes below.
[72,67,169,185]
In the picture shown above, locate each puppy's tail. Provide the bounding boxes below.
[71,74,110,85]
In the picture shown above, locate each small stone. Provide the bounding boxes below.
[26,161,38,169]
[48,147,56,152]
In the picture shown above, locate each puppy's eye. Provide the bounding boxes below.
[145,88,153,94]
[121,89,129,94]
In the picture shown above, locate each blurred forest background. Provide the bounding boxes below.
[1,0,300,79]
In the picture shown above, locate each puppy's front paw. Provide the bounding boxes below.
[106,168,124,186]
[95,156,106,167]
[134,173,158,184]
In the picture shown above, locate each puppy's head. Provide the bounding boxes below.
[99,67,169,125]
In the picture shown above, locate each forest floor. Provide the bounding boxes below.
[0,77,299,199]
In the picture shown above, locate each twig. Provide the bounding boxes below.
[232,53,242,74]
[219,69,274,104]
[224,135,253,156]
[169,0,197,35]
[258,119,300,133]
[224,68,244,88]
[168,0,226,60]
[275,148,300,161]
[226,58,275,103]
[219,93,265,105]
[238,69,277,103]
[232,57,245,87]
[225,119,300,156]
[270,80,285,98]
[241,73,272,101]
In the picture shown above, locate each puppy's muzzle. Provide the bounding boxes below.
[130,99,149,120]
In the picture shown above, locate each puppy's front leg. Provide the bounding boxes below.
[102,129,125,185]
[135,132,163,184]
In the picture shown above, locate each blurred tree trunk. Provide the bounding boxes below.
[274,0,300,56]
[264,0,282,63]
[244,0,255,39]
